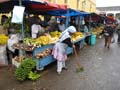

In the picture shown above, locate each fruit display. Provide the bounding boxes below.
[35,48,52,59]
[72,32,84,41]
[24,38,40,48]
[50,31,61,38]
[49,37,59,44]
[35,36,50,45]
[91,26,103,35]
[0,34,8,44]
[24,38,35,45]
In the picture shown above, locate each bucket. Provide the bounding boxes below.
[90,35,96,45]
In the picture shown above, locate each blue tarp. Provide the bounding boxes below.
[45,9,90,16]
[61,9,90,17]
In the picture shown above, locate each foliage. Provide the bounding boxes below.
[20,58,36,71]
[15,67,28,81]
[28,71,41,81]
[15,58,37,81]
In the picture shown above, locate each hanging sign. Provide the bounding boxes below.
[11,6,25,23]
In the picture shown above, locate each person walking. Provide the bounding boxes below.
[103,24,114,49]
[52,26,76,75]
[116,23,120,43]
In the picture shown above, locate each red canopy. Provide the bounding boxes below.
[0,0,9,3]
[106,16,115,21]
[31,2,67,11]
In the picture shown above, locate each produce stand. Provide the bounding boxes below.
[32,33,90,70]
[33,44,73,70]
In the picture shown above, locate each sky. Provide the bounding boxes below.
[96,0,120,7]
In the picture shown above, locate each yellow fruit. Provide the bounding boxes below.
[0,34,8,44]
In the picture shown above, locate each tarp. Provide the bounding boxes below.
[106,16,115,21]
[0,0,67,14]
[31,2,67,10]
[62,9,90,17]
[0,0,9,3]
[85,13,103,22]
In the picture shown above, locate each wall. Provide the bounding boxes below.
[49,0,96,12]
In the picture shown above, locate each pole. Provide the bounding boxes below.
[78,15,80,31]
[89,15,91,31]
[19,0,25,40]
[19,0,26,56]
[65,9,69,28]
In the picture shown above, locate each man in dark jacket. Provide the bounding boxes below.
[116,24,120,43]
[104,24,114,48]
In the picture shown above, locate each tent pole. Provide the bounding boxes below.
[19,0,26,56]
[19,0,25,40]
[78,15,80,31]
[65,9,69,28]
[89,15,91,31]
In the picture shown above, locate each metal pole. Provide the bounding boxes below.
[65,9,69,28]
[19,0,26,56]
[89,15,91,31]
[19,0,25,40]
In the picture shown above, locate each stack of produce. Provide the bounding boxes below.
[50,31,61,38]
[24,38,35,45]
[72,32,84,41]
[15,58,40,81]
[91,26,103,35]
[13,56,25,63]
[0,34,8,44]
[35,36,50,45]
[35,48,52,59]
[24,38,39,51]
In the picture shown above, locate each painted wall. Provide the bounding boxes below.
[49,0,96,12]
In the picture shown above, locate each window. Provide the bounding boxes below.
[90,4,92,12]
[82,0,86,11]
[54,0,57,3]
[64,0,67,4]
[77,0,80,9]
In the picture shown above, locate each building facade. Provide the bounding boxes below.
[97,6,120,20]
[48,0,96,12]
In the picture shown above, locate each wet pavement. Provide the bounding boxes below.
[0,35,120,90]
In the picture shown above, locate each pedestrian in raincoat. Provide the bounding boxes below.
[52,26,76,75]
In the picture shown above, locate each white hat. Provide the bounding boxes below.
[67,26,76,33]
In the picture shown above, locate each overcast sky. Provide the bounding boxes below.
[96,0,120,7]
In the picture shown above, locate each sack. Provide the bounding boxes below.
[104,32,109,36]
[111,37,115,43]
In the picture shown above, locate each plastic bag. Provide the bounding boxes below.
[111,37,115,43]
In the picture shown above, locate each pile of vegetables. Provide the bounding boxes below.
[15,58,41,81]
[0,34,8,44]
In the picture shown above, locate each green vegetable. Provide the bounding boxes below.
[28,71,41,81]
[20,58,36,71]
[15,58,37,81]
[15,67,28,81]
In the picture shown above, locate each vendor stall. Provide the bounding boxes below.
[0,0,94,70]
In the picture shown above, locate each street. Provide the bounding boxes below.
[0,35,120,90]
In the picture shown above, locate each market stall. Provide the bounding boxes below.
[0,0,94,70]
